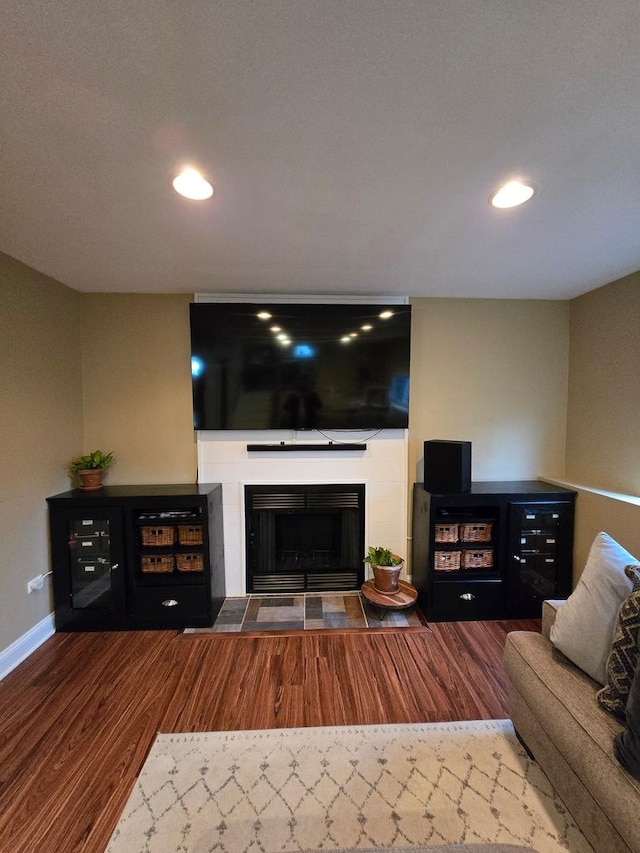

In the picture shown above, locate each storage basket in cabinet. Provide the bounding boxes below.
[434,523,459,543]
[434,550,461,572]
[141,555,174,573]
[461,549,494,569]
[176,553,204,573]
[178,524,203,546]
[460,522,493,542]
[141,526,175,547]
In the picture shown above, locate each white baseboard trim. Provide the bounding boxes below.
[0,613,55,681]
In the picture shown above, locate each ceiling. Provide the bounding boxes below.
[2,1,640,299]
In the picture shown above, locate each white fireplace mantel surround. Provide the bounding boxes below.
[197,430,409,596]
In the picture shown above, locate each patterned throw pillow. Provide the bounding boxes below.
[614,656,640,781]
[597,564,640,719]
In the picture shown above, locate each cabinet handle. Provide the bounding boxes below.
[459,592,475,601]
[162,599,179,607]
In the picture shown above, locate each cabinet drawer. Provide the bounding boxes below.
[519,532,558,552]
[131,585,210,626]
[72,558,110,582]
[518,553,557,572]
[430,579,505,621]
[73,534,109,557]
[518,555,557,598]
[520,510,561,528]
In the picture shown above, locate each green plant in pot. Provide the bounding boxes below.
[364,546,404,594]
[69,450,114,491]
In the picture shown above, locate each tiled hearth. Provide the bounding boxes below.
[185,592,424,633]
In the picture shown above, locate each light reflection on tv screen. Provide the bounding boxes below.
[190,302,411,431]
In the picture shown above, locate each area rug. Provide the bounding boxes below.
[106,720,592,853]
[184,593,425,634]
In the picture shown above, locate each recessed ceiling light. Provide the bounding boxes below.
[379,310,393,319]
[257,311,272,320]
[489,179,535,209]
[172,167,214,200]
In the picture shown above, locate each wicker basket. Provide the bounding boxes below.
[141,526,175,547]
[178,525,203,546]
[141,554,174,573]
[460,522,493,542]
[176,552,204,573]
[434,550,461,572]
[434,523,459,543]
[462,549,494,569]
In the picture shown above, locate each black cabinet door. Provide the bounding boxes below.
[50,507,126,630]
[507,501,574,618]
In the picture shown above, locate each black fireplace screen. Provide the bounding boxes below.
[245,484,365,593]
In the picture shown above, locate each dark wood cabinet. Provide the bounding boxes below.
[411,481,575,621]
[47,484,225,631]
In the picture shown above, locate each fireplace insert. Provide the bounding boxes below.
[244,484,365,593]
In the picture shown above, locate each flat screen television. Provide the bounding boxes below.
[189,302,411,431]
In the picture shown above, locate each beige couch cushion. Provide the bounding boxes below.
[504,630,640,850]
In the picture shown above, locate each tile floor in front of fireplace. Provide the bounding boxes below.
[185,593,425,634]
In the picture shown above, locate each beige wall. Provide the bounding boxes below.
[566,272,640,495]
[569,487,640,579]
[563,272,640,574]
[80,294,197,485]
[408,298,570,487]
[0,253,83,650]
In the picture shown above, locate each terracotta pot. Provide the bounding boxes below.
[77,469,105,491]
[372,560,404,593]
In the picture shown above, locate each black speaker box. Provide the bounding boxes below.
[423,440,472,493]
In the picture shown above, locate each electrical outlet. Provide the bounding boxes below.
[27,574,45,594]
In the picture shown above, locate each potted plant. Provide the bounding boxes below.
[69,450,114,491]
[364,546,404,593]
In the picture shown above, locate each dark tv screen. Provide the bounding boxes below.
[189,302,411,431]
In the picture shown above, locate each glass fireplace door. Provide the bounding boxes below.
[245,484,365,593]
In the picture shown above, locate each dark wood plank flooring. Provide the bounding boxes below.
[0,619,539,853]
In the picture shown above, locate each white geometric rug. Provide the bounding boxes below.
[106,720,593,853]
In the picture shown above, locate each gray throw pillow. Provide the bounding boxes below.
[614,655,640,781]
[597,565,640,719]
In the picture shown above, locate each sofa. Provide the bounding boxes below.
[504,599,640,853]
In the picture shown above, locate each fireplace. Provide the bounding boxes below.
[244,484,365,593]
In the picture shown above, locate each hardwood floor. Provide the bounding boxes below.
[0,619,539,853]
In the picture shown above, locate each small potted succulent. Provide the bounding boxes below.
[364,546,404,593]
[69,450,114,491]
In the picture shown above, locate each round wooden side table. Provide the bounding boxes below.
[361,578,418,622]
